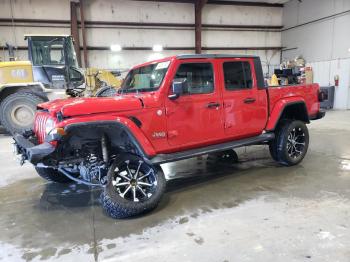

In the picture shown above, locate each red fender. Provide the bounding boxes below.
[115,116,157,157]
[266,97,307,131]
[61,115,157,157]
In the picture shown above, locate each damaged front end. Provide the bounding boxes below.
[13,127,112,187]
[13,130,55,165]
[13,112,148,188]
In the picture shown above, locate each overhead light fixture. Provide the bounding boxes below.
[153,44,163,52]
[110,44,122,52]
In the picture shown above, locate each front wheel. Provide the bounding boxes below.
[269,120,309,166]
[101,154,166,219]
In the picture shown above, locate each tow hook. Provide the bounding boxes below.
[13,142,26,166]
[19,155,26,166]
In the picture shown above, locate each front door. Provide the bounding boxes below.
[165,60,224,148]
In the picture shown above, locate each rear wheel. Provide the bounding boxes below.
[0,92,46,134]
[101,154,166,219]
[269,142,278,161]
[35,167,75,183]
[269,120,309,166]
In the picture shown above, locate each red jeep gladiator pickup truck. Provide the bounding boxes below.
[14,54,325,218]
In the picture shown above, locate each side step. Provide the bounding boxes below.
[151,133,275,164]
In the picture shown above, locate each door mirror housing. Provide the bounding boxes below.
[168,79,186,100]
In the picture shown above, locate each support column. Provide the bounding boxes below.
[70,1,81,66]
[194,0,207,54]
[79,0,88,67]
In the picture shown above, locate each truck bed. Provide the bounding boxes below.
[268,83,320,118]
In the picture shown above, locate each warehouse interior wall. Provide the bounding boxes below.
[282,0,350,109]
[0,0,282,75]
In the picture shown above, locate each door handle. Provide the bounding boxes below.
[243,98,256,104]
[206,102,221,109]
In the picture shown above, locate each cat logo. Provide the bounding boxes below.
[11,69,27,79]
[152,131,166,139]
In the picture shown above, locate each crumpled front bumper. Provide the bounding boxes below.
[13,134,55,165]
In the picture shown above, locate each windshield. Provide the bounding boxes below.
[30,37,65,66]
[120,61,170,93]
[29,36,79,68]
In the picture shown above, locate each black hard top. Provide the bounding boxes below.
[176,54,259,59]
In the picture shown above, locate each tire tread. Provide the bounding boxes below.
[0,92,45,134]
[269,119,309,166]
[101,155,166,219]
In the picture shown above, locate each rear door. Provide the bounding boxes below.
[165,59,224,148]
[219,58,266,139]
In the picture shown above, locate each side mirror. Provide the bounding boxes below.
[168,79,185,100]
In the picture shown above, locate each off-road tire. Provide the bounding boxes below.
[35,167,74,183]
[269,142,278,161]
[269,120,309,166]
[101,154,166,219]
[0,92,46,134]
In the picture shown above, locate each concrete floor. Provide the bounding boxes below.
[0,110,350,262]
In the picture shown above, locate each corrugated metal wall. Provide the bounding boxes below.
[282,0,350,109]
[0,0,283,74]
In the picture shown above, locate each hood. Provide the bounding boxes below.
[38,96,144,117]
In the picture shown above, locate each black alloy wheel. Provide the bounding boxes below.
[113,159,158,202]
[101,154,166,219]
[269,120,309,166]
[286,126,307,159]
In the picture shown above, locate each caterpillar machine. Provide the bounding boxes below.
[0,34,86,134]
[0,34,123,134]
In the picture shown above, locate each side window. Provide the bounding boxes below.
[223,61,253,91]
[174,63,214,95]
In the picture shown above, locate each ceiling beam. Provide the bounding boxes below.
[207,1,283,7]
[135,0,283,8]
[0,45,283,51]
[0,18,283,30]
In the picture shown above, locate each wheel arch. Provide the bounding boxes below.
[63,118,157,159]
[266,99,310,131]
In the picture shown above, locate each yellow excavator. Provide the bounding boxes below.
[85,68,122,97]
[0,34,121,134]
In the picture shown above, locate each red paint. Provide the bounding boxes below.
[218,58,268,139]
[38,96,143,117]
[34,56,322,157]
[266,84,320,130]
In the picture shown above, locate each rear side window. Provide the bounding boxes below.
[174,63,214,95]
[223,61,253,90]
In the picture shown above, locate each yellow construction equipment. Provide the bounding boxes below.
[85,68,122,97]
[0,34,123,133]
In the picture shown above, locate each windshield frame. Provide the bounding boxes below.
[119,60,171,94]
